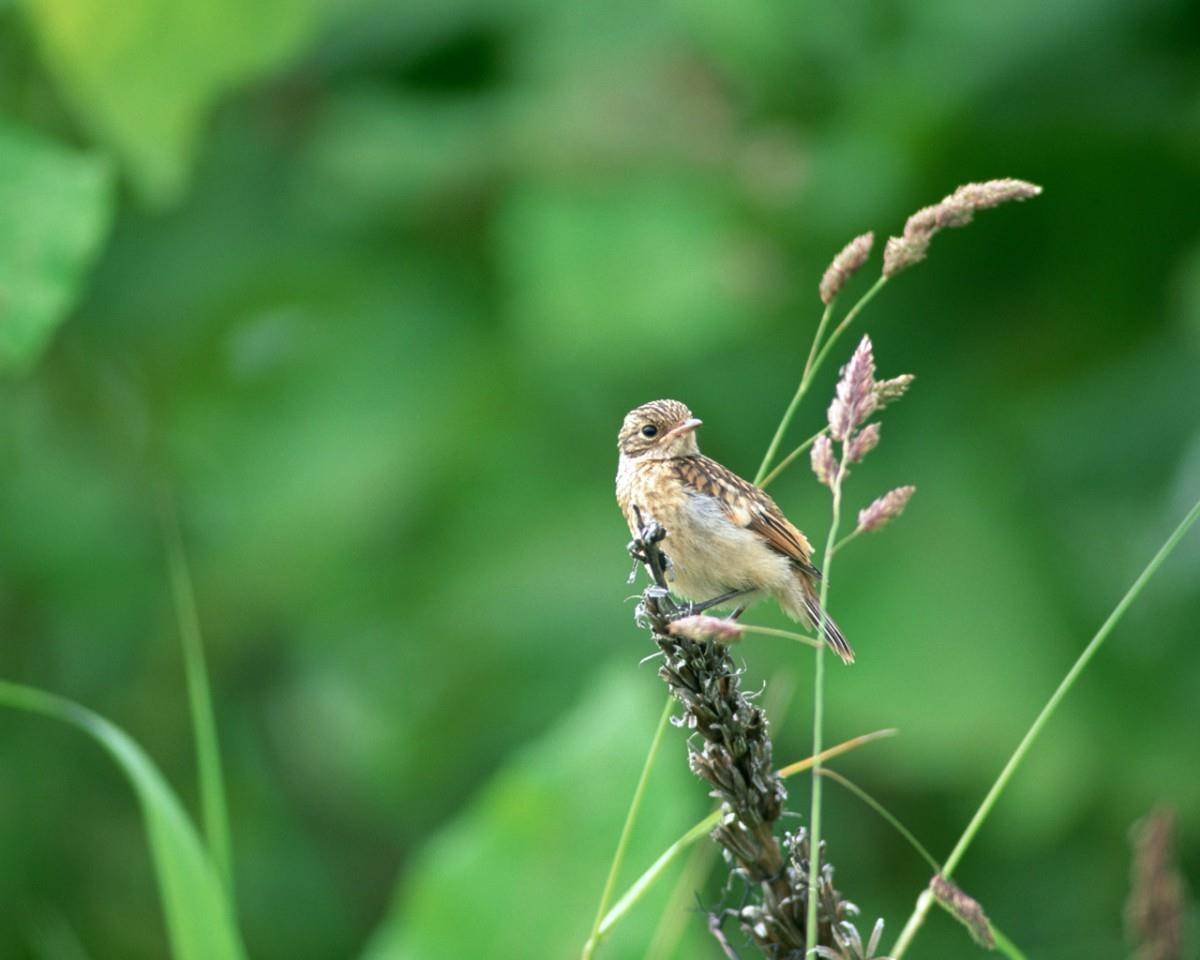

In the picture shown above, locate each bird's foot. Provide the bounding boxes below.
[636,585,678,630]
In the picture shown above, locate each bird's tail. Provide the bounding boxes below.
[802,588,855,664]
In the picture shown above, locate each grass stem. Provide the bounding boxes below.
[758,428,827,491]
[890,495,1200,957]
[807,277,887,389]
[805,460,846,955]
[583,694,674,960]
[817,768,939,872]
[755,303,835,485]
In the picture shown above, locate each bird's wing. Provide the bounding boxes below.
[675,456,822,578]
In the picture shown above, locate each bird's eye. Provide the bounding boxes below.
[641,424,658,438]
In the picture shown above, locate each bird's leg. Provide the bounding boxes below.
[629,506,671,589]
[704,905,744,960]
[687,588,753,616]
[728,604,747,621]
[630,506,681,627]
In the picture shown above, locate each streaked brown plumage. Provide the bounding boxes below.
[616,399,853,663]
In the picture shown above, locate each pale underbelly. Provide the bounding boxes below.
[658,493,795,602]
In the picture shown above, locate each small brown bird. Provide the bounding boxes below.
[616,399,853,663]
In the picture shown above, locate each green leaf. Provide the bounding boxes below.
[20,0,318,203]
[0,681,246,960]
[359,668,710,960]
[0,123,113,372]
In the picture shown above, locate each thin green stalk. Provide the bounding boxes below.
[817,768,939,872]
[805,459,846,955]
[991,926,1029,960]
[891,495,1200,958]
[756,276,888,487]
[803,299,838,385]
[807,276,888,390]
[759,427,827,491]
[597,809,721,945]
[583,694,674,960]
[159,491,234,896]
[831,527,862,555]
[775,727,897,780]
[736,624,820,648]
[819,771,1029,959]
[756,303,835,484]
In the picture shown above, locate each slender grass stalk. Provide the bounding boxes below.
[736,624,821,648]
[806,277,887,391]
[755,303,835,485]
[158,489,234,896]
[596,729,896,942]
[817,768,939,871]
[583,694,674,960]
[803,301,838,386]
[775,728,897,779]
[891,495,1200,958]
[830,528,862,555]
[597,809,718,946]
[819,768,1029,960]
[758,427,827,491]
[755,277,889,488]
[991,926,1030,960]
[805,459,846,955]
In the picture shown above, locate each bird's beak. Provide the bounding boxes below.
[663,418,703,441]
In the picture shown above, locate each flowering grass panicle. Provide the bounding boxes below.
[856,486,916,535]
[820,232,875,305]
[883,178,1041,277]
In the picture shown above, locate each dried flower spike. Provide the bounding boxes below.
[669,614,744,644]
[811,434,837,488]
[1125,807,1186,960]
[820,232,875,305]
[856,486,915,534]
[883,178,1042,277]
[828,335,876,441]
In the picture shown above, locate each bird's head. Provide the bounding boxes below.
[618,399,703,461]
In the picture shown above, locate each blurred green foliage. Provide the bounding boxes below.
[1,1,1199,958]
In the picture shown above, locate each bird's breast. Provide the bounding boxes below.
[618,459,790,600]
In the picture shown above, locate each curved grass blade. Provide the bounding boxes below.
[0,681,246,960]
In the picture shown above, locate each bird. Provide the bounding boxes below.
[616,398,854,664]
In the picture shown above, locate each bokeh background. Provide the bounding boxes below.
[2,1,1199,957]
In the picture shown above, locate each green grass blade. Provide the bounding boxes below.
[597,809,721,942]
[0,681,246,960]
[159,492,234,894]
[583,694,674,959]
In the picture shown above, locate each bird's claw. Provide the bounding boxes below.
[639,520,666,544]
